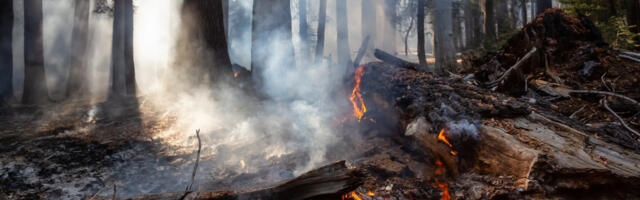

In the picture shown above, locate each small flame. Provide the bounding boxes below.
[342,192,363,200]
[437,129,457,156]
[367,191,375,196]
[435,160,452,200]
[349,66,367,122]
[234,72,238,78]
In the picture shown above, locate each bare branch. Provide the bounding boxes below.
[487,47,538,86]
[601,99,640,138]
[186,129,202,192]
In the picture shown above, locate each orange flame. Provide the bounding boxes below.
[435,160,452,200]
[437,129,457,156]
[234,72,238,78]
[349,66,367,122]
[367,191,375,196]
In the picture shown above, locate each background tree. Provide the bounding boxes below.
[0,0,13,105]
[484,0,497,50]
[417,0,427,68]
[252,0,295,84]
[521,0,528,26]
[383,0,398,53]
[432,0,457,75]
[23,0,49,104]
[109,0,136,98]
[66,0,91,99]
[536,0,552,14]
[362,0,378,51]
[336,0,351,69]
[315,0,327,62]
[298,0,310,59]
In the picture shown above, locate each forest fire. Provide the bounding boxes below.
[349,65,367,122]
[438,129,457,156]
[434,160,452,200]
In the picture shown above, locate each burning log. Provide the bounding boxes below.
[89,161,363,200]
[373,49,419,71]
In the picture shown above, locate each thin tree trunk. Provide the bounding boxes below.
[315,0,327,62]
[530,0,535,19]
[484,0,497,48]
[521,0,527,26]
[0,0,13,105]
[417,0,427,68]
[536,0,551,15]
[404,16,414,56]
[66,0,91,99]
[298,0,310,59]
[336,0,351,69]
[109,0,125,98]
[23,0,49,104]
[433,0,457,75]
[383,0,397,53]
[496,0,510,38]
[223,0,229,42]
[361,0,377,51]
[252,0,295,84]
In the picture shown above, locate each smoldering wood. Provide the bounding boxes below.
[374,49,419,70]
[90,161,363,200]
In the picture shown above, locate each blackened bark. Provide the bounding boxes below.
[336,0,351,69]
[123,0,135,95]
[521,0,528,26]
[0,0,13,105]
[417,0,427,68]
[315,0,327,62]
[66,0,91,99]
[484,0,497,47]
[23,0,49,104]
[536,0,551,15]
[251,0,295,84]
[109,0,125,98]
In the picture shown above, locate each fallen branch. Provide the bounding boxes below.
[186,129,201,192]
[569,90,640,107]
[353,35,371,68]
[374,49,419,70]
[569,105,586,119]
[486,47,538,86]
[601,99,640,138]
[619,54,640,63]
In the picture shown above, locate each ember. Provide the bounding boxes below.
[434,160,452,200]
[437,129,457,156]
[349,65,367,122]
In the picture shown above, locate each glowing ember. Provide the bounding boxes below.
[349,66,367,122]
[435,159,452,200]
[367,191,375,196]
[234,72,238,78]
[342,192,363,200]
[437,129,457,156]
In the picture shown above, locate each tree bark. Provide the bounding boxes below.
[314,0,327,62]
[484,0,497,48]
[336,0,351,70]
[536,0,551,15]
[521,0,528,26]
[174,0,233,88]
[23,0,49,104]
[66,0,91,99]
[362,0,377,51]
[123,0,135,95]
[0,0,13,105]
[109,0,137,99]
[383,0,397,53]
[298,0,310,59]
[251,0,295,84]
[433,0,457,75]
[496,0,511,38]
[417,0,427,68]
[404,16,414,56]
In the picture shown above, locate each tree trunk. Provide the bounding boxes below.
[314,0,327,62]
[484,0,497,48]
[174,0,233,88]
[336,0,351,70]
[404,16,414,56]
[222,0,230,49]
[530,0,535,19]
[123,0,135,95]
[452,8,463,50]
[361,0,377,51]
[298,0,310,59]
[383,0,397,53]
[251,0,295,84]
[536,0,551,15]
[23,0,49,104]
[521,0,528,26]
[109,0,137,98]
[417,0,427,68]
[0,0,13,105]
[66,0,91,99]
[496,0,511,39]
[433,0,457,75]
[463,0,474,48]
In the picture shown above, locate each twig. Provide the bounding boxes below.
[569,105,586,119]
[569,90,640,107]
[112,184,117,200]
[601,72,612,92]
[601,99,640,138]
[487,47,538,86]
[619,54,640,63]
[186,129,201,192]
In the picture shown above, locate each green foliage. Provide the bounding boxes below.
[598,17,640,49]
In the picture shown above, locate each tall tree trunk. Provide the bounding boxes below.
[608,0,616,18]
[536,0,551,15]
[66,0,91,99]
[315,0,327,62]
[23,0,49,104]
[123,0,135,95]
[298,0,310,59]
[0,0,13,105]
[627,0,640,48]
[223,0,229,48]
[361,0,377,51]
[496,0,511,39]
[521,0,528,26]
[109,0,137,99]
[530,0,535,19]
[383,0,397,53]
[417,0,427,68]
[484,0,497,48]
[510,0,519,28]
[336,0,351,69]
[176,0,233,86]
[452,8,463,50]
[464,0,474,48]
[251,0,295,85]
[433,0,457,75]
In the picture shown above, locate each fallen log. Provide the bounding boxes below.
[373,49,418,70]
[88,161,362,200]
